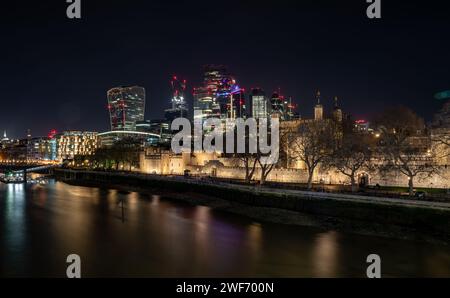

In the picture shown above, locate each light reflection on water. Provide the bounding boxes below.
[313,231,339,277]
[0,180,449,277]
[4,183,27,275]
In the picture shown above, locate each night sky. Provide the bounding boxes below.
[1,0,449,138]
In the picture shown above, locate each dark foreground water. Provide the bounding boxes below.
[1,179,449,277]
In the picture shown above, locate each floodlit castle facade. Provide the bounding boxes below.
[140,95,450,190]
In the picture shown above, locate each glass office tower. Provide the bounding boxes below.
[107,86,146,131]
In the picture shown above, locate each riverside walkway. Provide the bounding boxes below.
[57,169,450,211]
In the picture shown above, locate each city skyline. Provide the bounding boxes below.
[1,0,450,280]
[1,73,446,140]
[1,0,450,138]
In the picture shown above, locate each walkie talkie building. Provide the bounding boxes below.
[107,86,146,131]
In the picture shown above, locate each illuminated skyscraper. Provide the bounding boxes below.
[194,65,228,122]
[165,76,189,122]
[215,76,233,119]
[232,88,246,119]
[193,85,215,123]
[281,96,300,121]
[216,77,246,120]
[107,86,146,131]
[193,65,246,124]
[270,91,285,120]
[249,88,268,120]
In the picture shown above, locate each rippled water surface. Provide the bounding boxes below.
[1,180,449,277]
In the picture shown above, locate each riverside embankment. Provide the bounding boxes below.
[54,169,450,243]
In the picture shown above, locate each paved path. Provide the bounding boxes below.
[138,173,450,210]
[59,169,450,211]
[254,186,450,210]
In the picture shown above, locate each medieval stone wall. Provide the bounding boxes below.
[140,151,450,189]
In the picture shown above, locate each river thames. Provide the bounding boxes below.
[1,179,449,277]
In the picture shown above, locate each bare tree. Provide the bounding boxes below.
[235,153,258,184]
[432,132,450,160]
[290,120,338,189]
[233,120,280,185]
[230,128,259,184]
[257,154,276,185]
[326,132,373,192]
[375,106,437,196]
[254,124,296,185]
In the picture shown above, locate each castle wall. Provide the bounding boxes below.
[140,151,450,189]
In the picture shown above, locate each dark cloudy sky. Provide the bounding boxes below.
[1,0,449,138]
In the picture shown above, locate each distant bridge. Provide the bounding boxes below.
[0,163,64,183]
[22,164,63,173]
[0,160,60,167]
